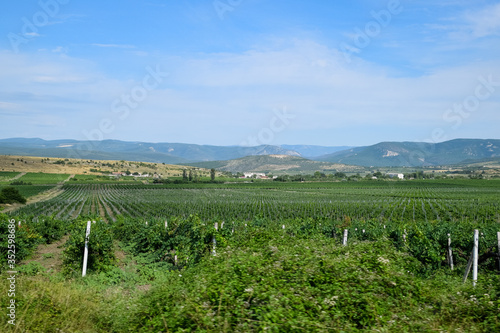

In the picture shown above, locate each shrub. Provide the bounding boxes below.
[0,187,26,204]
[63,219,115,275]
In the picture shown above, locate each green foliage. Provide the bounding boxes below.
[0,186,27,204]
[112,215,216,269]
[9,180,32,185]
[0,214,43,271]
[32,215,69,243]
[15,172,69,184]
[122,236,500,332]
[18,261,45,276]
[63,219,116,275]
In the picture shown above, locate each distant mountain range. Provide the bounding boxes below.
[317,139,500,167]
[0,138,498,169]
[0,138,300,164]
[182,155,365,174]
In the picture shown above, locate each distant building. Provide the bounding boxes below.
[242,172,267,178]
[386,173,404,180]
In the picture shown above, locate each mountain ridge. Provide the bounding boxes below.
[316,139,500,167]
[0,138,498,168]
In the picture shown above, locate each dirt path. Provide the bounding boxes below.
[6,172,26,182]
[21,235,70,273]
[60,174,75,184]
[2,174,76,213]
[2,186,65,213]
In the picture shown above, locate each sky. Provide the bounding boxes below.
[0,0,499,147]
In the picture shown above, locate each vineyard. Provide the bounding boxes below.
[11,180,500,224]
[2,179,500,331]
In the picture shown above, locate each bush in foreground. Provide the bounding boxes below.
[123,236,500,332]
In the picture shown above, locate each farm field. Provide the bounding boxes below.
[0,171,20,182]
[11,179,500,223]
[0,185,56,199]
[1,178,500,331]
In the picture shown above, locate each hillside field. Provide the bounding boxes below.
[0,155,214,179]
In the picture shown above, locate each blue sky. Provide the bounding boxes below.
[0,0,499,146]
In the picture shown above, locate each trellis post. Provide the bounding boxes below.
[447,233,454,270]
[82,221,91,277]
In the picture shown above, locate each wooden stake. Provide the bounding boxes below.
[82,221,91,277]
[343,229,348,246]
[463,251,473,283]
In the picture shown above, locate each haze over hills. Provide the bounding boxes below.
[0,138,499,169]
[280,145,353,159]
[182,155,365,174]
[317,139,500,167]
[0,138,300,164]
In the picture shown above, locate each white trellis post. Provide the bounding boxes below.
[463,229,479,286]
[472,229,479,287]
[212,222,218,256]
[497,232,500,272]
[447,233,454,271]
[82,221,91,277]
[343,229,348,246]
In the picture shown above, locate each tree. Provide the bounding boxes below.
[0,187,27,204]
[334,172,346,179]
[182,169,188,181]
[210,168,216,182]
[188,170,193,181]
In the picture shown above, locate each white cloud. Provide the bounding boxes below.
[464,3,500,38]
[24,32,41,37]
[0,36,498,145]
[91,43,136,49]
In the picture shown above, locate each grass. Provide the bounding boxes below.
[68,174,141,184]
[0,172,20,180]
[15,173,70,185]
[2,235,500,332]
[0,155,206,179]
[2,178,500,331]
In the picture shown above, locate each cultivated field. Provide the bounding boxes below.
[1,174,500,331]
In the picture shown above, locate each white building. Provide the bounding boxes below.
[386,173,404,180]
[242,172,267,178]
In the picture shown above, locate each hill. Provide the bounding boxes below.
[280,145,353,158]
[316,139,500,167]
[0,155,203,178]
[0,138,300,163]
[183,154,365,174]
